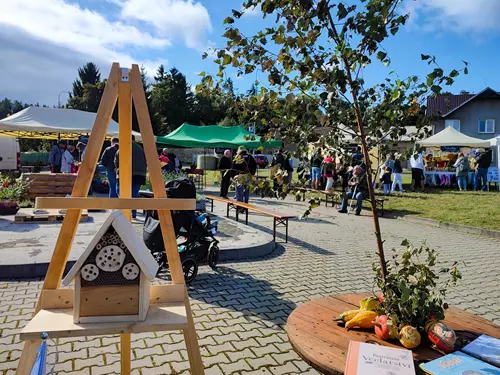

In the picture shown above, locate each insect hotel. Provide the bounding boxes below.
[62,210,158,323]
[17,63,205,375]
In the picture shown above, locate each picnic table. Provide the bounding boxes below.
[287,293,500,375]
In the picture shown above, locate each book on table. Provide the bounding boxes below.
[461,334,500,368]
[345,341,416,375]
[420,351,500,375]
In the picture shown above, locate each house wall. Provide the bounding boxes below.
[433,98,500,139]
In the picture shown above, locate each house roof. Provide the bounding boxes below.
[426,88,500,118]
[62,211,159,285]
[416,126,491,148]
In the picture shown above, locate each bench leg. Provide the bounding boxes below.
[285,219,288,243]
[211,199,214,212]
[273,217,276,243]
[245,209,248,225]
[236,207,239,222]
[226,203,229,218]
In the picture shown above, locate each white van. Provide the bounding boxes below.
[0,136,20,171]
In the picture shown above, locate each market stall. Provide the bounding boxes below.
[0,106,143,140]
[416,127,491,187]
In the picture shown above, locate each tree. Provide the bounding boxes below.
[200,0,467,278]
[69,82,106,113]
[150,67,194,133]
[154,65,167,83]
[72,62,101,98]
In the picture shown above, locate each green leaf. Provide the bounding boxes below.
[421,54,431,61]
[198,71,206,77]
[223,54,232,65]
[449,69,459,78]
[285,93,295,102]
[337,3,348,20]
[376,51,387,61]
[223,17,234,24]
[464,67,469,75]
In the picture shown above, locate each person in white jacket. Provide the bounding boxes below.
[61,145,75,173]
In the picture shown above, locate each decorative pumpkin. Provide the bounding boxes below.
[373,315,398,340]
[425,321,456,353]
[359,296,379,311]
[399,326,421,349]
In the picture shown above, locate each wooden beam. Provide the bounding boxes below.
[118,67,133,375]
[16,63,121,375]
[35,197,195,210]
[119,67,132,220]
[130,65,185,285]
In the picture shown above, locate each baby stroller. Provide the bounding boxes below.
[142,178,219,283]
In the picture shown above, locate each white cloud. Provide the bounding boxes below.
[242,4,262,17]
[0,0,211,104]
[118,0,212,50]
[406,0,500,33]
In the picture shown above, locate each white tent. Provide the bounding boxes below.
[416,126,490,148]
[0,106,144,141]
[488,135,500,169]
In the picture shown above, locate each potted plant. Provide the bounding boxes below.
[0,174,31,215]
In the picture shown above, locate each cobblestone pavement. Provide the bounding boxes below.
[1,194,499,374]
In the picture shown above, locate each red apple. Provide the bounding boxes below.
[373,315,396,340]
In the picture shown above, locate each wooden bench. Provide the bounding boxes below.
[205,195,294,243]
[343,194,387,216]
[294,187,340,208]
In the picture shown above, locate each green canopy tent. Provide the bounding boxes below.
[156,123,282,149]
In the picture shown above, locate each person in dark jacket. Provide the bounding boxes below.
[48,141,66,173]
[284,151,294,185]
[100,137,119,198]
[218,149,232,198]
[167,151,181,172]
[310,150,323,189]
[338,165,368,216]
[232,146,256,203]
[115,135,147,218]
[474,149,492,191]
[391,155,405,193]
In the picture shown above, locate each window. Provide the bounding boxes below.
[445,119,460,131]
[478,119,495,133]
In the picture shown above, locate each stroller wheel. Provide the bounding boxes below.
[207,245,220,269]
[182,257,198,283]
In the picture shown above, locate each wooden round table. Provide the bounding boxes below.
[287,293,500,375]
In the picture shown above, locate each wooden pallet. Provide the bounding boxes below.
[14,208,89,224]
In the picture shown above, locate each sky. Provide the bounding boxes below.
[1,0,500,106]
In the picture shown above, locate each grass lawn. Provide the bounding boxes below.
[203,170,500,231]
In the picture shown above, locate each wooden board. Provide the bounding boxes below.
[23,173,77,199]
[39,284,188,310]
[287,293,500,375]
[19,302,188,340]
[14,208,89,223]
[35,197,195,210]
[79,285,139,317]
[206,195,295,219]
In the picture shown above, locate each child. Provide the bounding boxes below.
[391,154,405,192]
[381,167,392,195]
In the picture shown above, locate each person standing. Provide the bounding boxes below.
[297,157,311,181]
[100,137,119,198]
[381,167,392,195]
[338,165,368,216]
[76,142,87,162]
[159,149,170,171]
[284,151,294,185]
[474,149,492,191]
[410,151,425,192]
[48,141,66,173]
[167,151,182,173]
[391,155,405,192]
[310,150,323,190]
[321,155,335,190]
[232,146,256,203]
[218,149,232,199]
[61,145,75,173]
[351,146,364,167]
[115,135,147,218]
[453,152,470,191]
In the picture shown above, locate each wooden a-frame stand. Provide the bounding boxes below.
[16,63,205,375]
